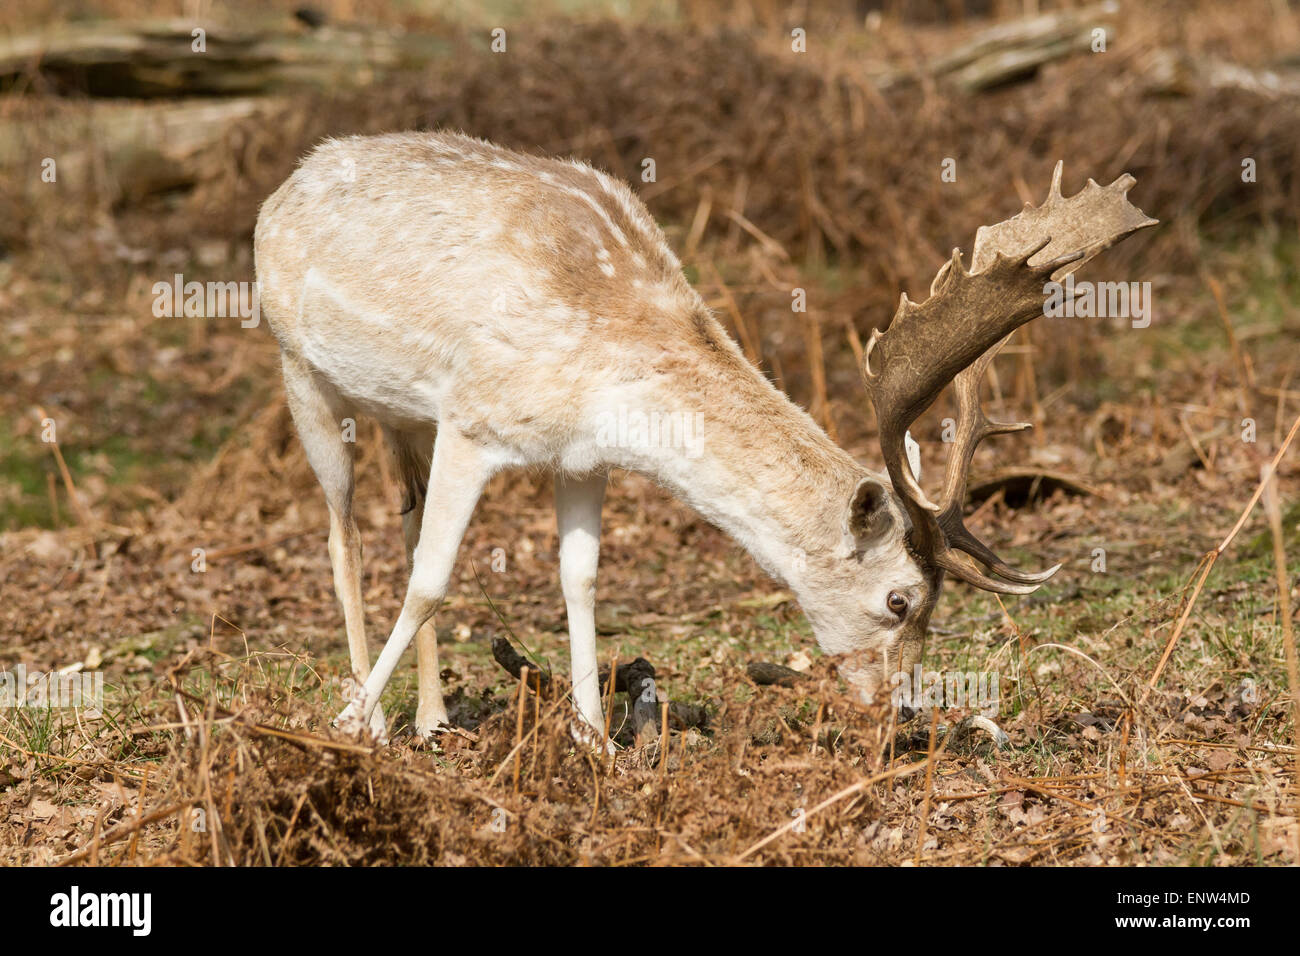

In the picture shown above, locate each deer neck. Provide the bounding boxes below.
[611,317,865,593]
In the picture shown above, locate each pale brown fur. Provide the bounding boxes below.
[255,131,934,739]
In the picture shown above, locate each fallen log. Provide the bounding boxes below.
[0,5,1113,103]
[910,1,1120,93]
[1139,48,1300,99]
[0,96,292,204]
[0,18,455,98]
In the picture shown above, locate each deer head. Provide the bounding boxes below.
[835,163,1156,709]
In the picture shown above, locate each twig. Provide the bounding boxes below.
[514,667,528,794]
[913,707,945,864]
[1205,274,1256,392]
[802,310,836,440]
[1141,410,1300,703]
[1186,790,1276,814]
[127,767,150,862]
[59,801,191,865]
[275,793,309,866]
[488,687,573,787]
[682,184,712,261]
[36,406,95,529]
[658,699,670,776]
[721,207,791,262]
[705,261,764,368]
[1262,461,1300,857]
[202,528,314,561]
[1001,775,1155,834]
[735,759,928,862]
[46,471,59,526]
[602,652,618,752]
[1162,737,1298,756]
[169,684,375,755]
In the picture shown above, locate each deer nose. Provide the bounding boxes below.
[895,701,917,722]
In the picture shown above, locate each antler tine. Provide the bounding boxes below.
[863,164,1156,595]
[933,550,1045,595]
[930,340,1060,590]
[934,341,1026,514]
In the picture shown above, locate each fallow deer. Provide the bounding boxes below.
[253,131,1154,743]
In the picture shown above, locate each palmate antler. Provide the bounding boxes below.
[864,163,1157,594]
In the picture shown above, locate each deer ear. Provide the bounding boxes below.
[843,476,898,556]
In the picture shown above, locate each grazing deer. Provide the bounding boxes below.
[253,131,1154,742]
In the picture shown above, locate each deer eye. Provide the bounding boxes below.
[887,590,909,619]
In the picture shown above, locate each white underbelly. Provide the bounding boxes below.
[291,267,452,428]
[300,332,448,428]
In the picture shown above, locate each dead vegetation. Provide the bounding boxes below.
[0,0,1298,865]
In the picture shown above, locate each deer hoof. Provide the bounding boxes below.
[569,718,616,756]
[334,699,389,745]
[414,710,449,740]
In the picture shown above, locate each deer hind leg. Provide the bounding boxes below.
[384,427,448,738]
[556,472,607,739]
[281,352,387,740]
[338,424,490,735]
